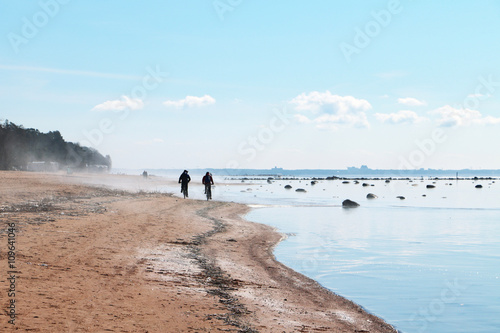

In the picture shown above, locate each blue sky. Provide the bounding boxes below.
[1,0,499,170]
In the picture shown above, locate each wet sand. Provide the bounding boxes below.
[0,171,397,332]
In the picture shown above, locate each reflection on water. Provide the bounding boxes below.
[240,179,500,333]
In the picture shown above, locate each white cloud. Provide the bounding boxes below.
[476,116,500,125]
[397,97,427,106]
[290,91,371,129]
[375,110,429,124]
[92,95,144,111]
[432,105,500,127]
[163,95,216,108]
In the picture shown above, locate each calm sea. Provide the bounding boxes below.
[164,176,500,332]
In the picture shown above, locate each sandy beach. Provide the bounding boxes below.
[0,171,397,332]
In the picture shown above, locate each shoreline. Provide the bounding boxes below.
[0,171,397,332]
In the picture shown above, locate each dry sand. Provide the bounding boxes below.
[0,171,397,332]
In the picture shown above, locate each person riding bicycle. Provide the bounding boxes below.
[202,172,214,199]
[178,170,191,197]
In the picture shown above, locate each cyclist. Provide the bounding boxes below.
[202,172,214,199]
[178,170,191,198]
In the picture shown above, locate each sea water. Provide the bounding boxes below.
[166,177,500,332]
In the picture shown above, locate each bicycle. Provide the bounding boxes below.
[181,182,189,199]
[205,183,212,201]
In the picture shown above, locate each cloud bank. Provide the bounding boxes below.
[375,110,428,124]
[92,95,144,111]
[290,91,371,129]
[433,105,500,127]
[397,97,426,106]
[163,95,216,108]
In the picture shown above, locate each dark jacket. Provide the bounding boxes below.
[179,172,191,183]
[202,174,213,185]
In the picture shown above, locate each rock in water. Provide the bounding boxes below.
[426,184,436,189]
[366,193,378,199]
[475,184,483,188]
[295,188,307,192]
[342,199,360,208]
[284,185,292,189]
[397,196,405,200]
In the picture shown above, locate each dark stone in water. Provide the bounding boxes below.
[426,184,436,189]
[397,196,405,200]
[284,185,292,189]
[475,184,483,188]
[295,188,307,192]
[342,199,360,208]
[366,193,378,199]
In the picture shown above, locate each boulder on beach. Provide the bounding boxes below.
[311,180,318,185]
[284,185,292,189]
[397,196,405,200]
[295,188,307,192]
[342,199,360,208]
[426,184,436,189]
[342,181,350,184]
[362,183,370,187]
[475,184,483,188]
[366,193,378,199]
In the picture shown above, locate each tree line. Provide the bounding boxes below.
[0,120,111,171]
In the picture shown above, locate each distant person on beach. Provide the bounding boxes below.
[202,172,214,197]
[178,170,191,198]
[142,170,148,178]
